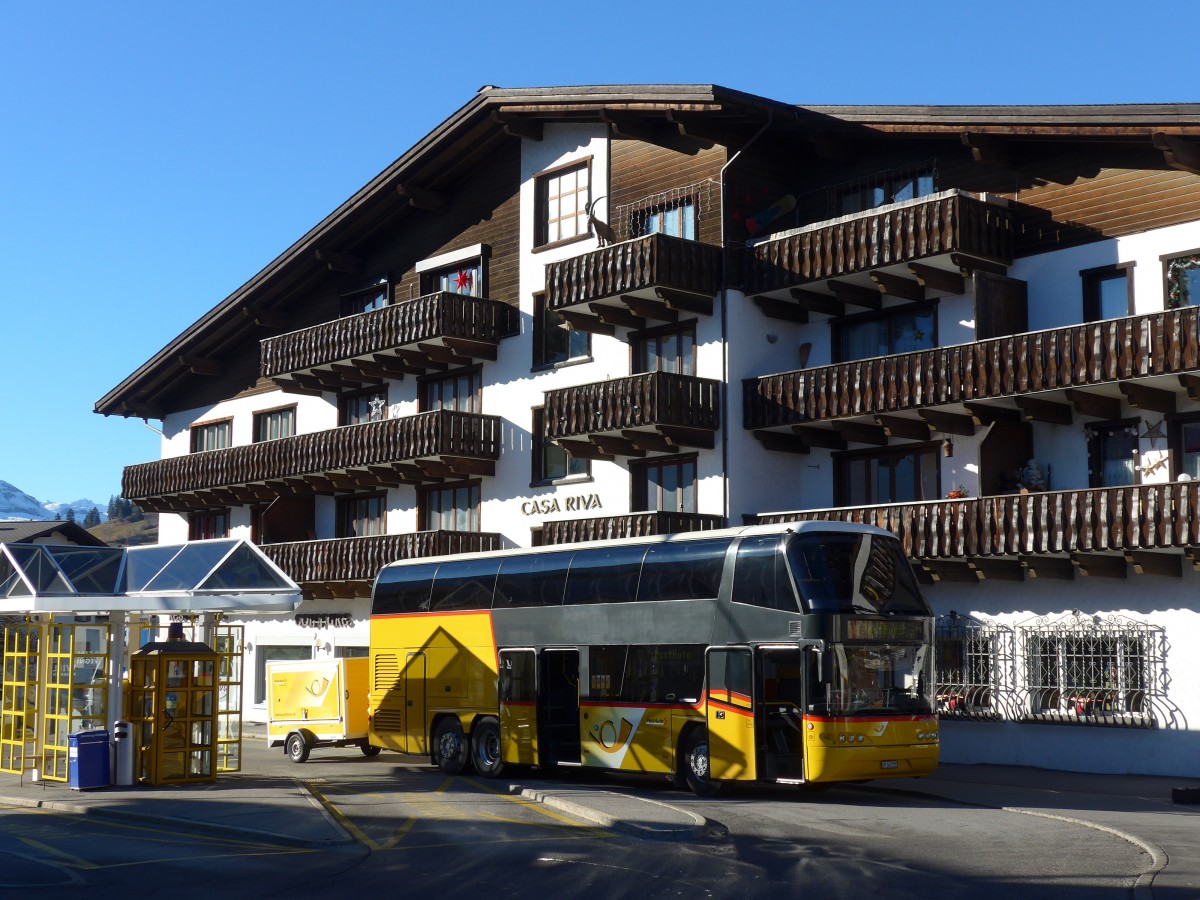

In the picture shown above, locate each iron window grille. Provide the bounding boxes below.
[934,612,1013,721]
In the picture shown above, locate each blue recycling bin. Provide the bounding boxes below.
[68,730,111,791]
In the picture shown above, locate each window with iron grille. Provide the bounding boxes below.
[935,614,1012,720]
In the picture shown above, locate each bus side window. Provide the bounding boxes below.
[494,552,572,607]
[732,537,798,611]
[373,563,440,614]
[429,558,500,611]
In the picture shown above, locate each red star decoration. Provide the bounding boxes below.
[454,269,472,291]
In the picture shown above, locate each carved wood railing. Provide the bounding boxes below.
[743,192,1013,294]
[544,233,722,311]
[260,292,519,378]
[261,531,503,585]
[123,411,502,500]
[545,372,720,439]
[746,306,1200,429]
[754,484,1200,561]
[541,512,726,545]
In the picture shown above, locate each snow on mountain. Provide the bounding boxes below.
[0,480,106,523]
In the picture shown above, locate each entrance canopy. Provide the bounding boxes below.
[0,539,301,614]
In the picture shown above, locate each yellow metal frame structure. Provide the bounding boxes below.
[214,625,243,772]
[129,647,218,785]
[40,623,110,782]
[0,625,41,775]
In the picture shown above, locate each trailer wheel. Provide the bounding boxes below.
[286,732,311,764]
[360,742,382,758]
[470,717,504,778]
[432,717,468,775]
[682,728,721,797]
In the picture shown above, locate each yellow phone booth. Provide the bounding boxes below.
[129,636,218,785]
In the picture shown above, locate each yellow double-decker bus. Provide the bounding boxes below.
[368,521,939,794]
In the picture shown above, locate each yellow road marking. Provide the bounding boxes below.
[461,776,611,832]
[19,836,99,869]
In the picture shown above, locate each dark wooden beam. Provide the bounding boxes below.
[276,373,325,396]
[589,303,645,331]
[657,425,716,450]
[875,415,933,441]
[370,353,420,377]
[961,132,1013,168]
[554,439,614,462]
[443,337,499,361]
[925,561,980,583]
[654,288,713,316]
[951,253,1008,276]
[395,348,439,372]
[869,271,924,302]
[1184,547,1200,573]
[601,109,670,143]
[330,363,378,386]
[590,434,645,457]
[828,279,882,310]
[392,463,435,484]
[1179,373,1200,401]
[754,296,808,323]
[178,354,222,376]
[491,111,542,141]
[416,459,456,479]
[832,420,889,446]
[622,294,677,322]
[395,183,447,212]
[622,430,679,453]
[416,343,471,367]
[918,409,976,436]
[242,305,289,328]
[1015,395,1074,425]
[791,425,848,450]
[664,109,731,145]
[367,466,404,487]
[908,263,965,295]
[1020,555,1075,580]
[968,559,1026,582]
[441,457,496,478]
[1063,388,1122,420]
[314,248,363,274]
[1152,132,1200,176]
[963,402,1022,426]
[1119,382,1176,415]
[1125,551,1182,578]
[790,288,843,317]
[559,310,615,336]
[755,431,811,454]
[1071,553,1128,579]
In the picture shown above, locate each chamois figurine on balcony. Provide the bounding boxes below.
[585,196,617,246]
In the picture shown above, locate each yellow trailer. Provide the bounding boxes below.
[266,658,378,763]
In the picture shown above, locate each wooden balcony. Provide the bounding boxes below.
[755,483,1200,582]
[541,511,726,545]
[544,371,721,458]
[744,192,1013,321]
[261,292,519,393]
[746,305,1200,446]
[123,411,502,512]
[544,233,722,333]
[260,531,503,599]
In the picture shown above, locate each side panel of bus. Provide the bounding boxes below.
[498,649,537,766]
[580,703,673,774]
[705,647,757,782]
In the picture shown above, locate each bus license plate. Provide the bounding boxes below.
[880,760,899,769]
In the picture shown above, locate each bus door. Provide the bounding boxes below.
[498,649,537,766]
[705,647,756,782]
[758,646,807,781]
[538,649,580,766]
[404,651,427,756]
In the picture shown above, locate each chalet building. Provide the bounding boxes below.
[97,85,1200,776]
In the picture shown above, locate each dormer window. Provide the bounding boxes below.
[416,244,489,298]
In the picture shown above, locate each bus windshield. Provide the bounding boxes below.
[787,532,929,616]
[818,643,933,716]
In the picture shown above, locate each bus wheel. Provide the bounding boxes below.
[286,732,310,764]
[470,717,504,778]
[682,729,721,797]
[360,742,382,757]
[432,718,468,775]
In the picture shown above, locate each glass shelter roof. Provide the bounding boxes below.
[0,539,301,613]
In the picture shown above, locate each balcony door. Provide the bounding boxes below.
[1086,421,1139,488]
[836,444,939,506]
[634,456,696,513]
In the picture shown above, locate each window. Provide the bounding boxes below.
[334,646,369,658]
[531,407,587,484]
[633,324,695,376]
[836,305,936,363]
[421,369,481,413]
[935,614,1006,718]
[253,406,295,443]
[339,386,387,426]
[836,444,939,506]
[1086,420,1139,488]
[188,510,229,540]
[563,545,646,605]
[588,645,705,704]
[420,482,480,532]
[731,535,796,611]
[640,198,696,240]
[836,167,935,215]
[1164,250,1200,309]
[190,419,231,453]
[254,645,310,705]
[1168,414,1200,480]
[535,159,590,247]
[340,280,389,318]
[421,258,484,297]
[336,493,386,538]
[533,292,589,368]
[1082,264,1132,321]
[634,456,696,513]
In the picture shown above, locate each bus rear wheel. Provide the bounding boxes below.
[432,717,468,775]
[682,728,721,797]
[470,717,504,777]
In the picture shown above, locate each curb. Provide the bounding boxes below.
[517,786,714,841]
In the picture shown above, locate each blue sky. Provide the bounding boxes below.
[1,1,1194,505]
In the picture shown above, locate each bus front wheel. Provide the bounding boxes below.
[432,717,468,775]
[682,729,721,797]
[470,717,504,777]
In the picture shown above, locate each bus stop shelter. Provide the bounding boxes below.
[0,539,301,782]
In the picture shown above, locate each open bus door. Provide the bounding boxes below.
[498,649,537,766]
[537,649,580,766]
[704,646,757,782]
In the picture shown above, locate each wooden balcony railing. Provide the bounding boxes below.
[744,192,1013,295]
[746,306,1200,430]
[754,483,1200,568]
[261,292,519,381]
[541,512,726,545]
[261,531,503,587]
[544,233,722,313]
[123,411,502,506]
[545,372,720,449]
